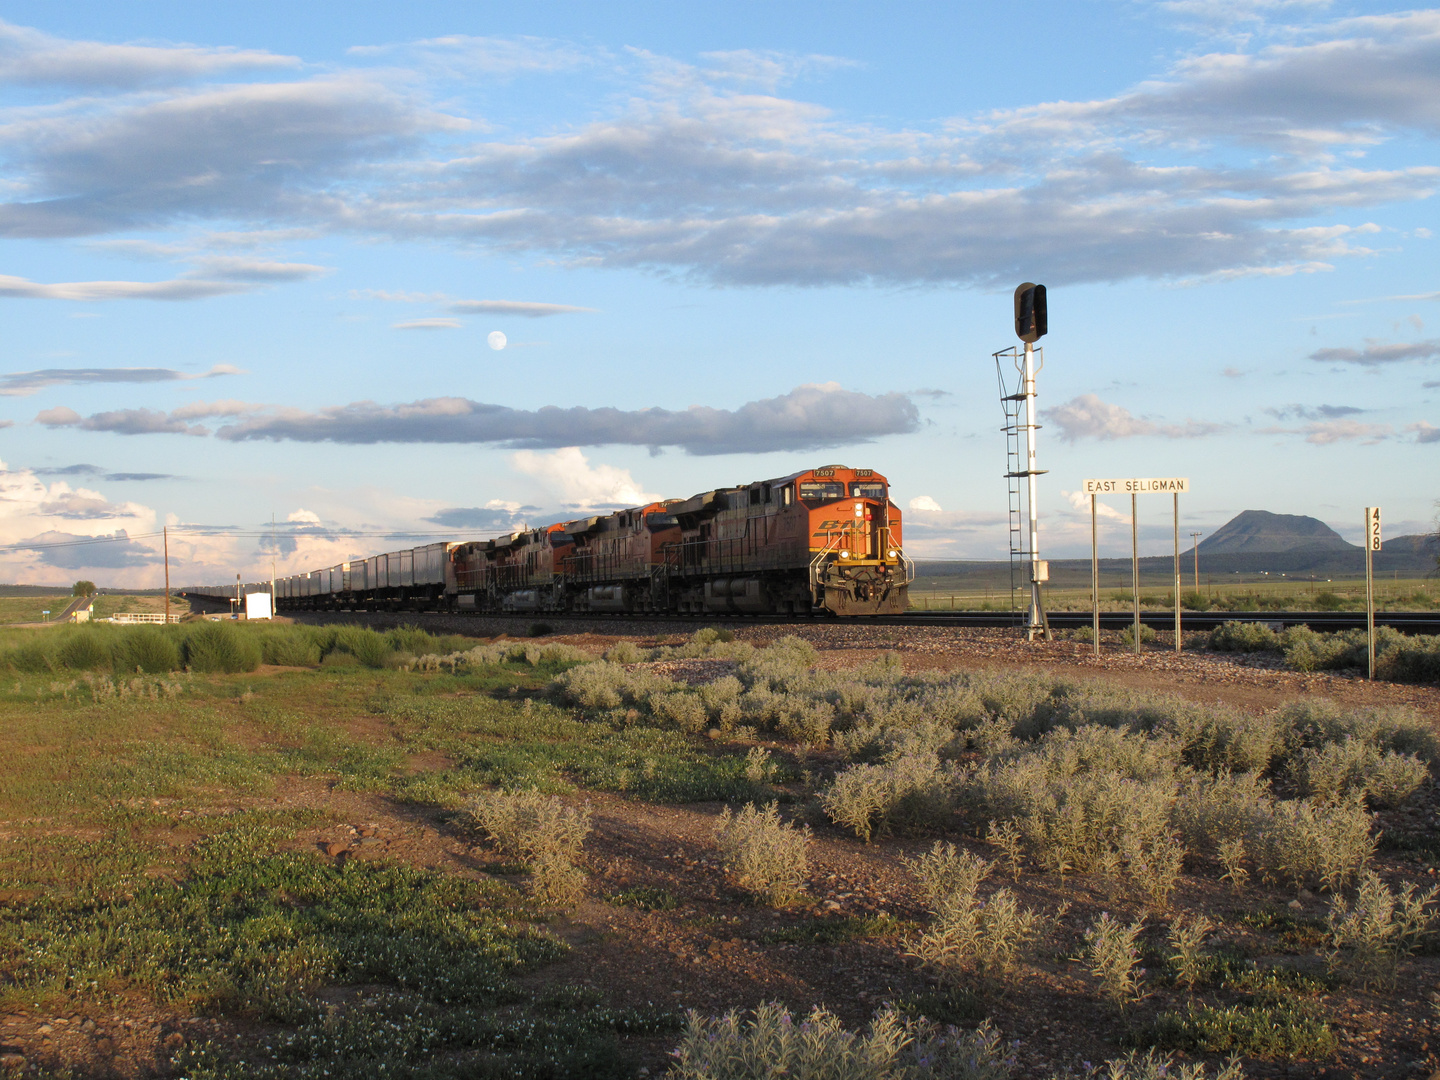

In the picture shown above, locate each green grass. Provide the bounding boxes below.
[1136,998,1338,1061]
[607,886,682,911]
[0,595,70,624]
[0,823,561,1018]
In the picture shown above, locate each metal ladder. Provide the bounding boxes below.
[994,346,1044,624]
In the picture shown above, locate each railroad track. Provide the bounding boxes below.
[262,605,1440,635]
[887,609,1440,634]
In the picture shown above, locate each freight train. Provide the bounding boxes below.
[184,464,913,617]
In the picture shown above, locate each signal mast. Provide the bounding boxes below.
[995,282,1051,641]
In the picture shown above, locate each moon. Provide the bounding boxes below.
[487,330,507,351]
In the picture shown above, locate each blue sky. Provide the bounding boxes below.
[0,0,1436,586]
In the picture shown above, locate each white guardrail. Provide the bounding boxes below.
[109,613,182,624]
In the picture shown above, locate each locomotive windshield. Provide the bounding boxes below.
[646,512,678,529]
[798,480,844,502]
[850,482,886,500]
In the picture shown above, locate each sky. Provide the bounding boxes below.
[0,0,1437,587]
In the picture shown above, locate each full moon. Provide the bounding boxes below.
[487,330,507,351]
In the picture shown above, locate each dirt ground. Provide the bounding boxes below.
[6,624,1439,1079]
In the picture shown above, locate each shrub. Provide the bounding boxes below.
[1123,830,1186,909]
[1167,913,1214,990]
[1080,1051,1243,1080]
[469,789,591,905]
[666,1002,1011,1080]
[384,624,434,656]
[57,630,112,671]
[331,626,391,668]
[602,640,645,664]
[181,622,262,673]
[1274,699,1439,762]
[1375,633,1440,684]
[714,802,809,906]
[820,752,953,841]
[1325,870,1440,988]
[1291,739,1427,808]
[905,842,1053,986]
[1084,911,1147,1007]
[1209,621,1280,653]
[256,627,323,667]
[1169,708,1282,774]
[1141,999,1337,1060]
[1120,624,1158,647]
[111,627,182,674]
[1249,797,1374,891]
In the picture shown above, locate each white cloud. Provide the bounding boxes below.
[0,363,241,396]
[0,273,254,301]
[509,447,660,511]
[1258,418,1393,443]
[1310,339,1440,365]
[286,509,322,524]
[908,495,943,512]
[447,300,597,317]
[0,18,297,88]
[393,318,462,330]
[1044,394,1226,442]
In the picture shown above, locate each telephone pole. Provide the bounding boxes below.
[163,526,171,624]
[1190,532,1202,593]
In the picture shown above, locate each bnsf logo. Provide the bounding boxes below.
[811,519,859,536]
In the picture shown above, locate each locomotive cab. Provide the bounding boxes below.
[784,465,911,615]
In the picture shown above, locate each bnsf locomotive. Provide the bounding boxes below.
[189,464,912,617]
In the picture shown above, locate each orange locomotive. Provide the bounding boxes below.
[260,463,911,617]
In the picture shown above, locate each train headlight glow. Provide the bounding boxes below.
[839,550,851,559]
[887,549,898,558]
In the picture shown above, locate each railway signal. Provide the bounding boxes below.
[995,282,1051,641]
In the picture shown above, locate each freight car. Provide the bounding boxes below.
[186,464,913,617]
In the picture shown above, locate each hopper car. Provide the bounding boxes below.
[185,464,913,617]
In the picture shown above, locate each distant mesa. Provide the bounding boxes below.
[1197,510,1356,555]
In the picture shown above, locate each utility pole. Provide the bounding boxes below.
[271,513,277,605]
[1190,532,1202,593]
[163,526,170,624]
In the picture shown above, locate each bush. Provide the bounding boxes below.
[256,626,323,667]
[602,641,645,664]
[111,626,182,674]
[714,802,809,906]
[1167,913,1214,990]
[1249,797,1374,891]
[57,630,112,671]
[821,752,953,841]
[1291,739,1427,808]
[181,622,262,673]
[1142,999,1337,1061]
[1084,911,1147,1007]
[331,626,391,668]
[666,1002,1011,1080]
[1375,633,1440,684]
[469,789,591,905]
[1209,621,1280,653]
[1120,623,1158,647]
[905,842,1054,986]
[1326,870,1439,988]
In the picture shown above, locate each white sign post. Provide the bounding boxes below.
[1083,478,1190,657]
[1365,506,1381,680]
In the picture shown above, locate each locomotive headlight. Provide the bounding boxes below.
[839,550,852,559]
[887,549,898,558]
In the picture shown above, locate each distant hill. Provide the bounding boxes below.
[1198,510,1355,555]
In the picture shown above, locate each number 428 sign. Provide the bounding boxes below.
[1365,507,1382,551]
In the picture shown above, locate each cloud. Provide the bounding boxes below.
[7,530,161,570]
[36,405,208,436]
[1264,403,1366,420]
[510,447,660,510]
[0,18,1435,286]
[1222,366,1245,377]
[0,273,257,301]
[184,382,919,455]
[286,509,322,524]
[0,363,241,396]
[0,461,161,579]
[1044,394,1226,442]
[446,300,597,317]
[1310,339,1440,366]
[1409,422,1440,444]
[393,318,463,330]
[0,18,297,88]
[1259,419,1393,443]
[103,472,172,482]
[427,499,535,530]
[908,495,943,512]
[0,75,457,238]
